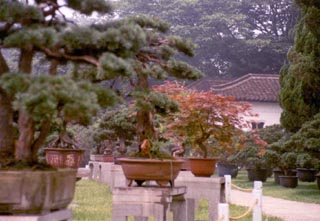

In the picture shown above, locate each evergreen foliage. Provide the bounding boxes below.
[279,0,320,132]
[0,1,201,165]
[116,0,300,77]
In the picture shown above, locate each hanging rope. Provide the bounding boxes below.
[231,183,252,192]
[229,199,258,220]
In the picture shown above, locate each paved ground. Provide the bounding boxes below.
[230,189,320,221]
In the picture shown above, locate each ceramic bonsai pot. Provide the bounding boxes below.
[119,158,184,187]
[45,148,85,168]
[175,157,191,171]
[217,163,239,178]
[296,168,317,182]
[0,169,77,214]
[246,168,268,182]
[279,175,298,188]
[188,157,219,177]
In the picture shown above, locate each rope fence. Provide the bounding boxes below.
[231,183,252,192]
[229,199,258,220]
[218,175,263,221]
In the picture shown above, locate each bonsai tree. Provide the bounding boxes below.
[0,1,202,167]
[279,152,298,175]
[154,81,254,158]
[231,131,270,169]
[90,105,137,156]
[296,153,319,170]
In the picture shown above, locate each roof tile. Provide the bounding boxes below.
[189,73,280,102]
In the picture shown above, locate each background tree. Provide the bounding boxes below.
[279,0,320,132]
[116,0,300,77]
[0,0,202,166]
[90,105,137,155]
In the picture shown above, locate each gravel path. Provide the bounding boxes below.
[230,189,320,221]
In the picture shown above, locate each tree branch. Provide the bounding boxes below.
[40,46,100,67]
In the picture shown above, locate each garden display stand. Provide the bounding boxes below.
[175,171,226,221]
[112,186,194,221]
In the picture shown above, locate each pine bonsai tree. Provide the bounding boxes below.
[279,0,320,132]
[0,1,202,166]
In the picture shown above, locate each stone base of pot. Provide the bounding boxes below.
[45,148,85,168]
[279,175,298,188]
[188,157,219,177]
[0,169,77,214]
[118,158,184,187]
[273,168,284,184]
[217,163,238,178]
[89,154,114,162]
[246,168,268,182]
[297,168,317,182]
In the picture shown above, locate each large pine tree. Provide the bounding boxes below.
[279,0,320,132]
[0,0,202,165]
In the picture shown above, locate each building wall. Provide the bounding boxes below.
[246,101,282,127]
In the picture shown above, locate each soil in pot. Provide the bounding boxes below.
[188,157,219,177]
[296,168,317,182]
[217,163,238,178]
[279,175,298,188]
[246,168,268,182]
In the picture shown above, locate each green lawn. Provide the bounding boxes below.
[231,170,320,204]
[71,179,282,221]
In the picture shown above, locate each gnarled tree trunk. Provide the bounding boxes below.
[0,50,15,163]
[136,72,157,144]
[0,89,15,162]
[16,46,36,162]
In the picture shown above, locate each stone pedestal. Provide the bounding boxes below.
[175,171,225,221]
[88,161,126,190]
[112,186,194,221]
[0,209,72,221]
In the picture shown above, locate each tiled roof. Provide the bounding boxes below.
[189,73,280,102]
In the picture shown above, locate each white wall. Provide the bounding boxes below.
[246,102,282,127]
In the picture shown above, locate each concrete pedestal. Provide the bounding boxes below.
[175,171,225,221]
[112,186,194,221]
[88,161,126,190]
[0,209,72,221]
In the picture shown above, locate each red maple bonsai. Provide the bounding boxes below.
[154,81,255,158]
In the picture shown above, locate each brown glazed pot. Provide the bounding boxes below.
[0,169,77,214]
[279,175,298,188]
[188,157,219,177]
[247,168,268,182]
[175,157,191,171]
[296,168,317,182]
[45,148,85,168]
[119,158,184,187]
